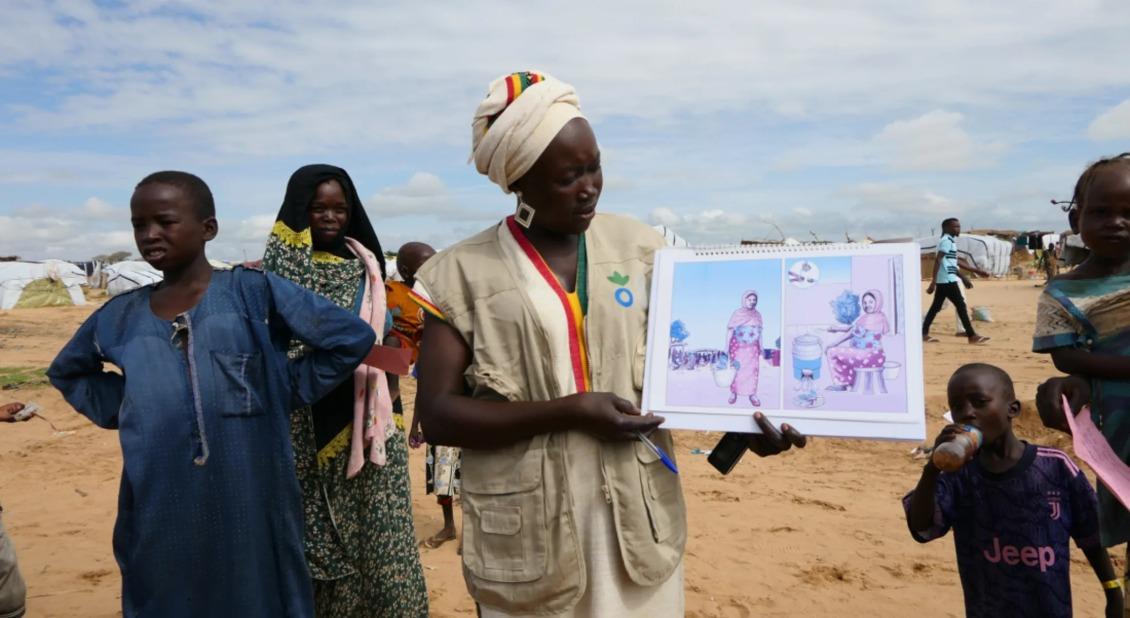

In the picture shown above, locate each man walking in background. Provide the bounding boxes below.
[922,217,992,345]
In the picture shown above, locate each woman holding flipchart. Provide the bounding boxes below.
[411,71,806,617]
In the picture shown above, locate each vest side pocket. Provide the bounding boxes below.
[635,436,684,543]
[461,442,548,584]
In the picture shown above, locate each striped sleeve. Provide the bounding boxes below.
[408,280,446,321]
[1036,446,1101,550]
[1032,290,1083,352]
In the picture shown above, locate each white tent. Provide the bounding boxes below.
[0,260,87,310]
[653,224,689,248]
[104,261,163,296]
[385,256,401,282]
[917,234,1012,278]
[104,259,233,296]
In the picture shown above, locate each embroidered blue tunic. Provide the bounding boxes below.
[47,267,376,618]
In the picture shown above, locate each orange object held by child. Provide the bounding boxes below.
[932,425,983,472]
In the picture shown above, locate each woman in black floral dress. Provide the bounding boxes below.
[263,164,427,617]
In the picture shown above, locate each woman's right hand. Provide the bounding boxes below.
[570,392,664,441]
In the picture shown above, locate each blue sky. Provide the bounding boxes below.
[671,260,782,352]
[2,1,1130,261]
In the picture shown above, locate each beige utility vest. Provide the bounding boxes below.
[416,213,687,614]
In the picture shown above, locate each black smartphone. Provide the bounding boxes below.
[707,432,748,475]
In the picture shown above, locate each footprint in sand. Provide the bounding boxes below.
[797,563,870,589]
[79,568,114,584]
[695,489,741,503]
[789,495,846,511]
[724,598,753,618]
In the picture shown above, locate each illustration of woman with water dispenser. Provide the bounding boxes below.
[825,289,890,391]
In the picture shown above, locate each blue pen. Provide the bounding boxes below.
[636,431,679,474]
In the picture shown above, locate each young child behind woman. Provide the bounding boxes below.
[387,242,461,550]
[1032,154,1130,592]
[904,363,1121,618]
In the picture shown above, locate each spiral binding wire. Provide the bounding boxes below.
[684,242,879,257]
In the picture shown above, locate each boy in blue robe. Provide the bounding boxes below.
[47,171,376,618]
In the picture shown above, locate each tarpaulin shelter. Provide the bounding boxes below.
[104,261,164,296]
[104,259,232,296]
[0,260,87,310]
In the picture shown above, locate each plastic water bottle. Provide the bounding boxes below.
[931,425,983,472]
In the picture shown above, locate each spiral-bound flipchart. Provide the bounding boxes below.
[642,243,925,440]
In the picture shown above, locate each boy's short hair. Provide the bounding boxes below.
[941,217,959,228]
[951,363,1015,399]
[136,171,216,220]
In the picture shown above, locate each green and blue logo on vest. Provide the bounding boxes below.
[608,272,633,307]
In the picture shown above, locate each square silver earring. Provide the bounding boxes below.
[515,200,536,228]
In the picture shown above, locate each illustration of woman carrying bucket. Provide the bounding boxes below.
[826,289,889,391]
[726,290,763,406]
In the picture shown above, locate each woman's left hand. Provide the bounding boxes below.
[745,412,807,457]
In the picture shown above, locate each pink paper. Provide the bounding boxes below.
[1063,395,1130,510]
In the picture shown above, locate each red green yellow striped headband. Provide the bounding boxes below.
[485,71,546,130]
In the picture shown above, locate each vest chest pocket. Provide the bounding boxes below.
[211,352,266,417]
[461,447,548,584]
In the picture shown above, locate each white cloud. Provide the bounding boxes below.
[648,207,780,244]
[0,197,278,262]
[646,181,1052,245]
[0,150,154,187]
[4,2,1130,157]
[1087,99,1130,140]
[2,1,1127,256]
[79,197,121,219]
[773,110,1005,173]
[650,207,680,226]
[369,173,451,217]
[367,172,499,224]
[873,110,1005,171]
[838,182,967,216]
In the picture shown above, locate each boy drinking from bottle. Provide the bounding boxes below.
[904,363,1121,617]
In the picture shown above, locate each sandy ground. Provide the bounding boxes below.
[0,279,1113,617]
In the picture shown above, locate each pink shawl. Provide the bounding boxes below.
[345,237,395,478]
[856,289,890,334]
[728,290,763,330]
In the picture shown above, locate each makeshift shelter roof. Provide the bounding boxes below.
[104,259,233,296]
[104,261,163,296]
[0,260,87,310]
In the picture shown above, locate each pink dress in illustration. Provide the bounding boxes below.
[826,289,889,391]
[727,290,762,406]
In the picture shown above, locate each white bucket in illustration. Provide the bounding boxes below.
[712,367,736,388]
[882,361,902,381]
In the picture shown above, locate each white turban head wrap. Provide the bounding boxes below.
[471,71,585,194]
